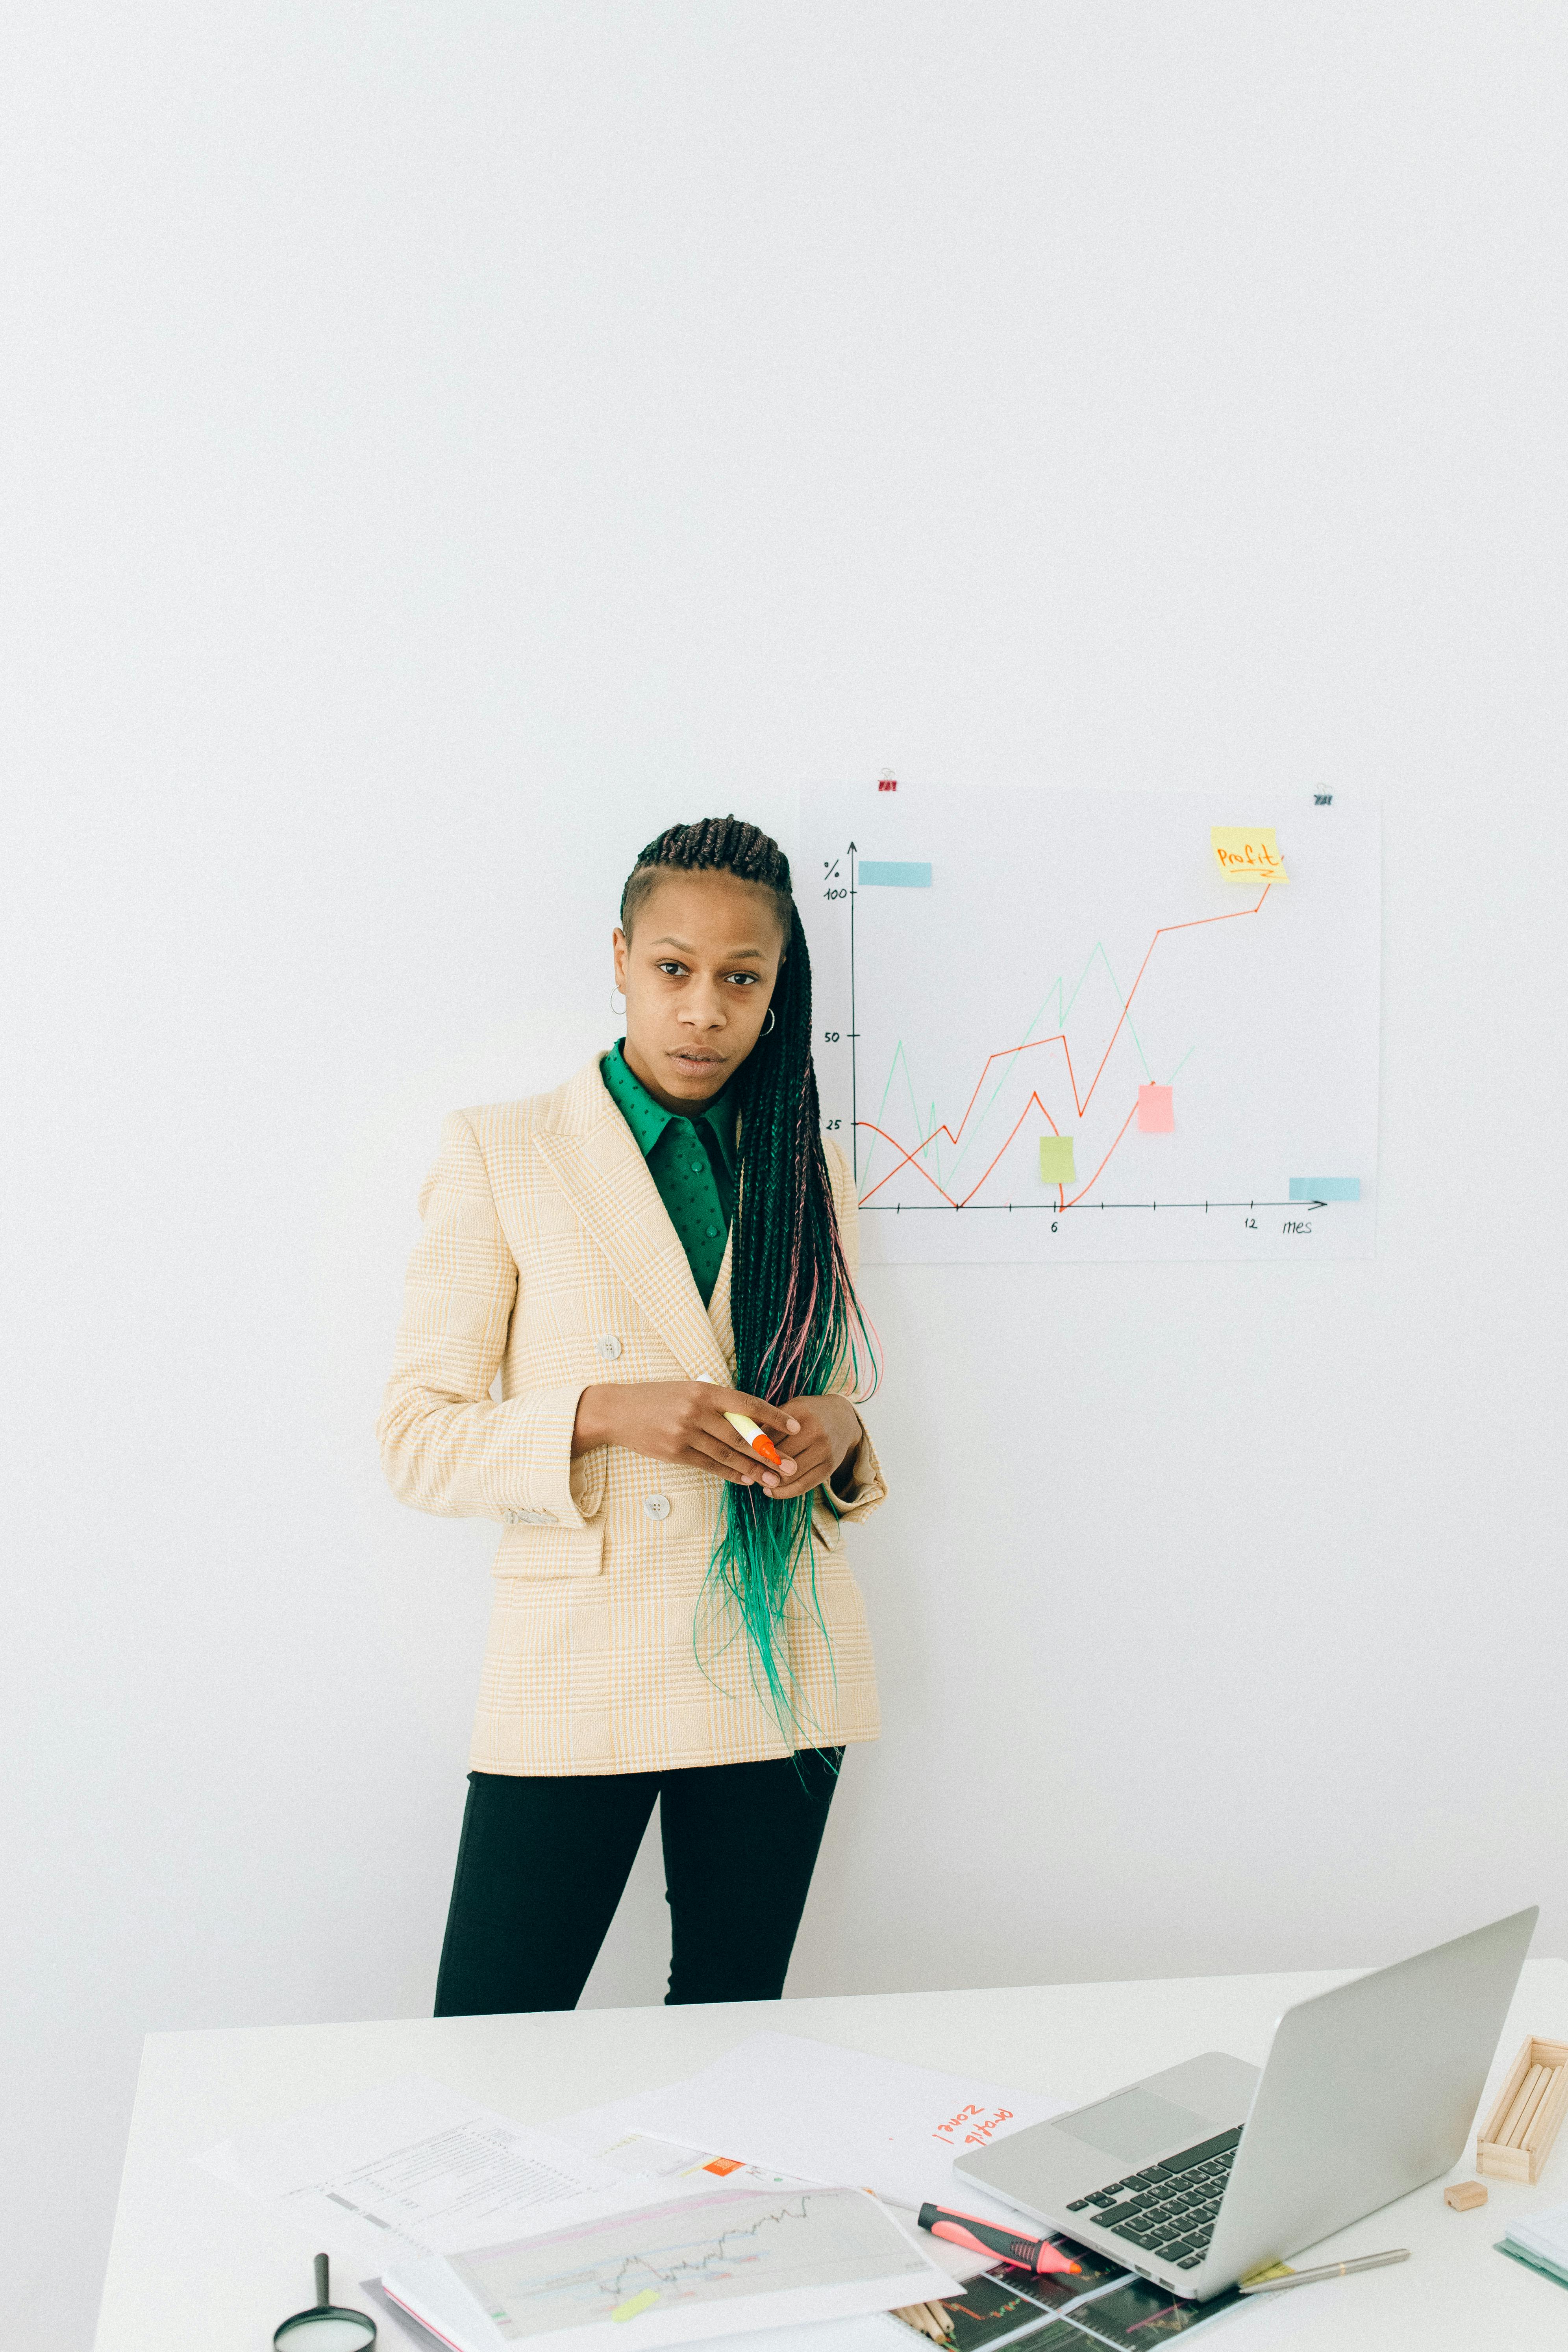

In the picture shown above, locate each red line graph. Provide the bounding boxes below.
[856,886,1273,1210]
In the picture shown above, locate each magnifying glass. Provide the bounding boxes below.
[274,2252,377,2349]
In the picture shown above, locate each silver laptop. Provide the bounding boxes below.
[954,1906,1536,2302]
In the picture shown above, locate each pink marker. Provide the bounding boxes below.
[916,2204,1081,2277]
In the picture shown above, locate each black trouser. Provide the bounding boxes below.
[434,1749,844,2015]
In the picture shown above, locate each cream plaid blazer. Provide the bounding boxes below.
[378,1051,887,1775]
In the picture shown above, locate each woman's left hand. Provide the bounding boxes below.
[763,1392,862,1500]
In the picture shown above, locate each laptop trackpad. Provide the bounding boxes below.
[1062,2088,1213,2165]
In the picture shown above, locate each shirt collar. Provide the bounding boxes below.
[601,1039,739,1173]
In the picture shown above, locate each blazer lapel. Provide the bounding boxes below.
[707,1221,737,1375]
[536,1056,735,1383]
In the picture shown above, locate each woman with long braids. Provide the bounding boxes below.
[379,815,887,2013]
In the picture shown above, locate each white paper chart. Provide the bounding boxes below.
[446,2186,943,2344]
[799,785,1380,1262]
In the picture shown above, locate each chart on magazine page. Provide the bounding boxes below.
[799,786,1380,1264]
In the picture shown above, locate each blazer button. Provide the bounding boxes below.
[595,1334,623,1360]
[643,1493,671,1521]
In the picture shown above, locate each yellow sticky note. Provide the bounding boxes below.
[1039,1134,1076,1184]
[613,2291,661,2322]
[1211,826,1289,883]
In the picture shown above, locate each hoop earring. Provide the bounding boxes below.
[761,1007,776,1035]
[609,988,626,1016]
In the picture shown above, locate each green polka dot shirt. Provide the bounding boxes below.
[600,1040,739,1307]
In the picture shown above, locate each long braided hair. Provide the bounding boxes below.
[620,816,878,1733]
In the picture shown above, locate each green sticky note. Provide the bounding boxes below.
[1039,1135,1076,1184]
[613,2290,661,2322]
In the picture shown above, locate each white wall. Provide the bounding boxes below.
[4,5,1566,2344]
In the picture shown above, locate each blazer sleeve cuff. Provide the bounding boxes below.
[831,1415,887,1521]
[490,1383,606,1530]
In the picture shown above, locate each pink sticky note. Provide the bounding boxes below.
[1138,1084,1174,1133]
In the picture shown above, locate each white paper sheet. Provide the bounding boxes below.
[383,2182,958,2352]
[800,785,1381,1266]
[550,2107,986,2283]
[582,2132,720,2182]
[552,2114,820,2197]
[363,2275,905,2352]
[555,2032,1068,2222]
[198,2075,625,2268]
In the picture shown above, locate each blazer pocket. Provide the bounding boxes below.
[492,1519,606,1578]
[809,1493,845,1551]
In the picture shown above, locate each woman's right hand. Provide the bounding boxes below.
[572,1382,799,1490]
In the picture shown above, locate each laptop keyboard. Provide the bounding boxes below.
[1063,2126,1242,2271]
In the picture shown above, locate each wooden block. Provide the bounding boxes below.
[1499,2064,1543,2145]
[1478,2037,1533,2180]
[1478,2036,1568,2184]
[1444,2180,1488,2211]
[1528,2050,1568,2158]
[1514,2068,1553,2148]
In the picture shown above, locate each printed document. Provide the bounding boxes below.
[552,2032,1067,2221]
[198,2074,624,2268]
[383,2182,957,2352]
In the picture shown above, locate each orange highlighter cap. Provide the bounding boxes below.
[723,1410,783,1469]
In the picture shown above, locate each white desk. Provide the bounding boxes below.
[96,1960,1568,2351]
